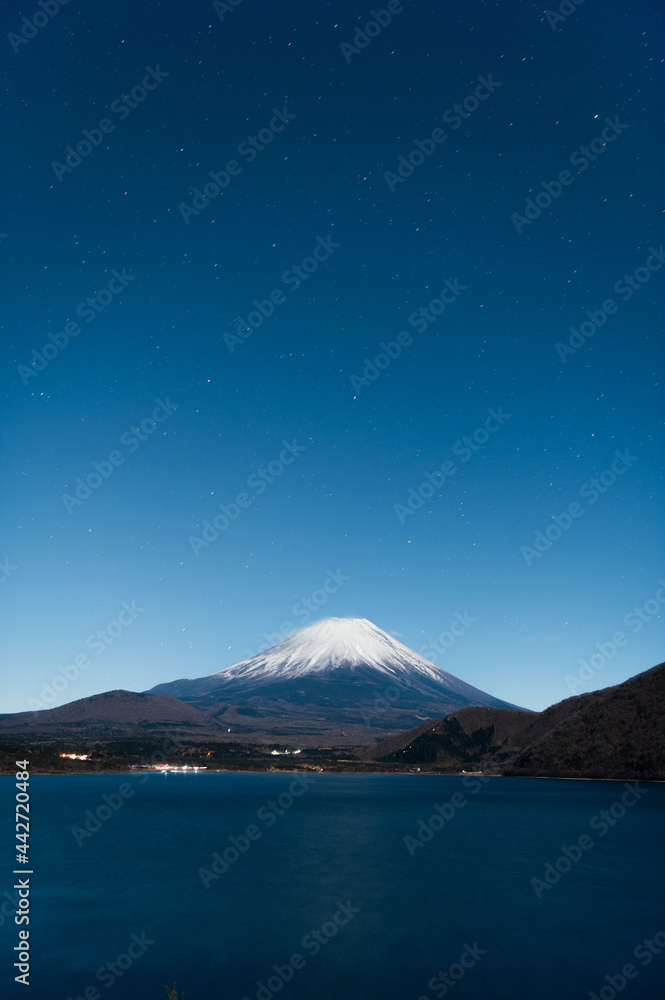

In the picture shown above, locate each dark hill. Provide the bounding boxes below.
[365,662,665,780]
[0,690,231,741]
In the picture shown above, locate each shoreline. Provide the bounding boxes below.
[1,769,662,783]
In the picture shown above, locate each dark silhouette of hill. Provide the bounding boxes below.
[364,662,665,780]
[0,690,231,740]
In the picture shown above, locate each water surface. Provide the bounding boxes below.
[1,773,663,999]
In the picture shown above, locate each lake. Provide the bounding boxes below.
[1,773,663,999]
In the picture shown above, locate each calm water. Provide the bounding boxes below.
[1,773,663,999]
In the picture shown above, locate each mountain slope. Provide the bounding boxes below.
[0,690,232,741]
[147,617,522,742]
[365,662,665,780]
[505,661,665,778]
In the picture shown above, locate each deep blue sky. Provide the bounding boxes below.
[2,0,663,714]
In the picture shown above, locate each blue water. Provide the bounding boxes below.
[1,773,663,999]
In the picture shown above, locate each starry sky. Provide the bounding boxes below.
[2,0,663,715]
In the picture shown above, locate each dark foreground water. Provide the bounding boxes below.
[0,773,663,1000]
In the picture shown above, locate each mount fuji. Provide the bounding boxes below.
[147,618,522,745]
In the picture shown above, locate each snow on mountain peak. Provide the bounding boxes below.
[210,616,454,688]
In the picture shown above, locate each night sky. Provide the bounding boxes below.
[2,0,663,715]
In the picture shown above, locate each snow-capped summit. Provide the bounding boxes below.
[208,616,451,687]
